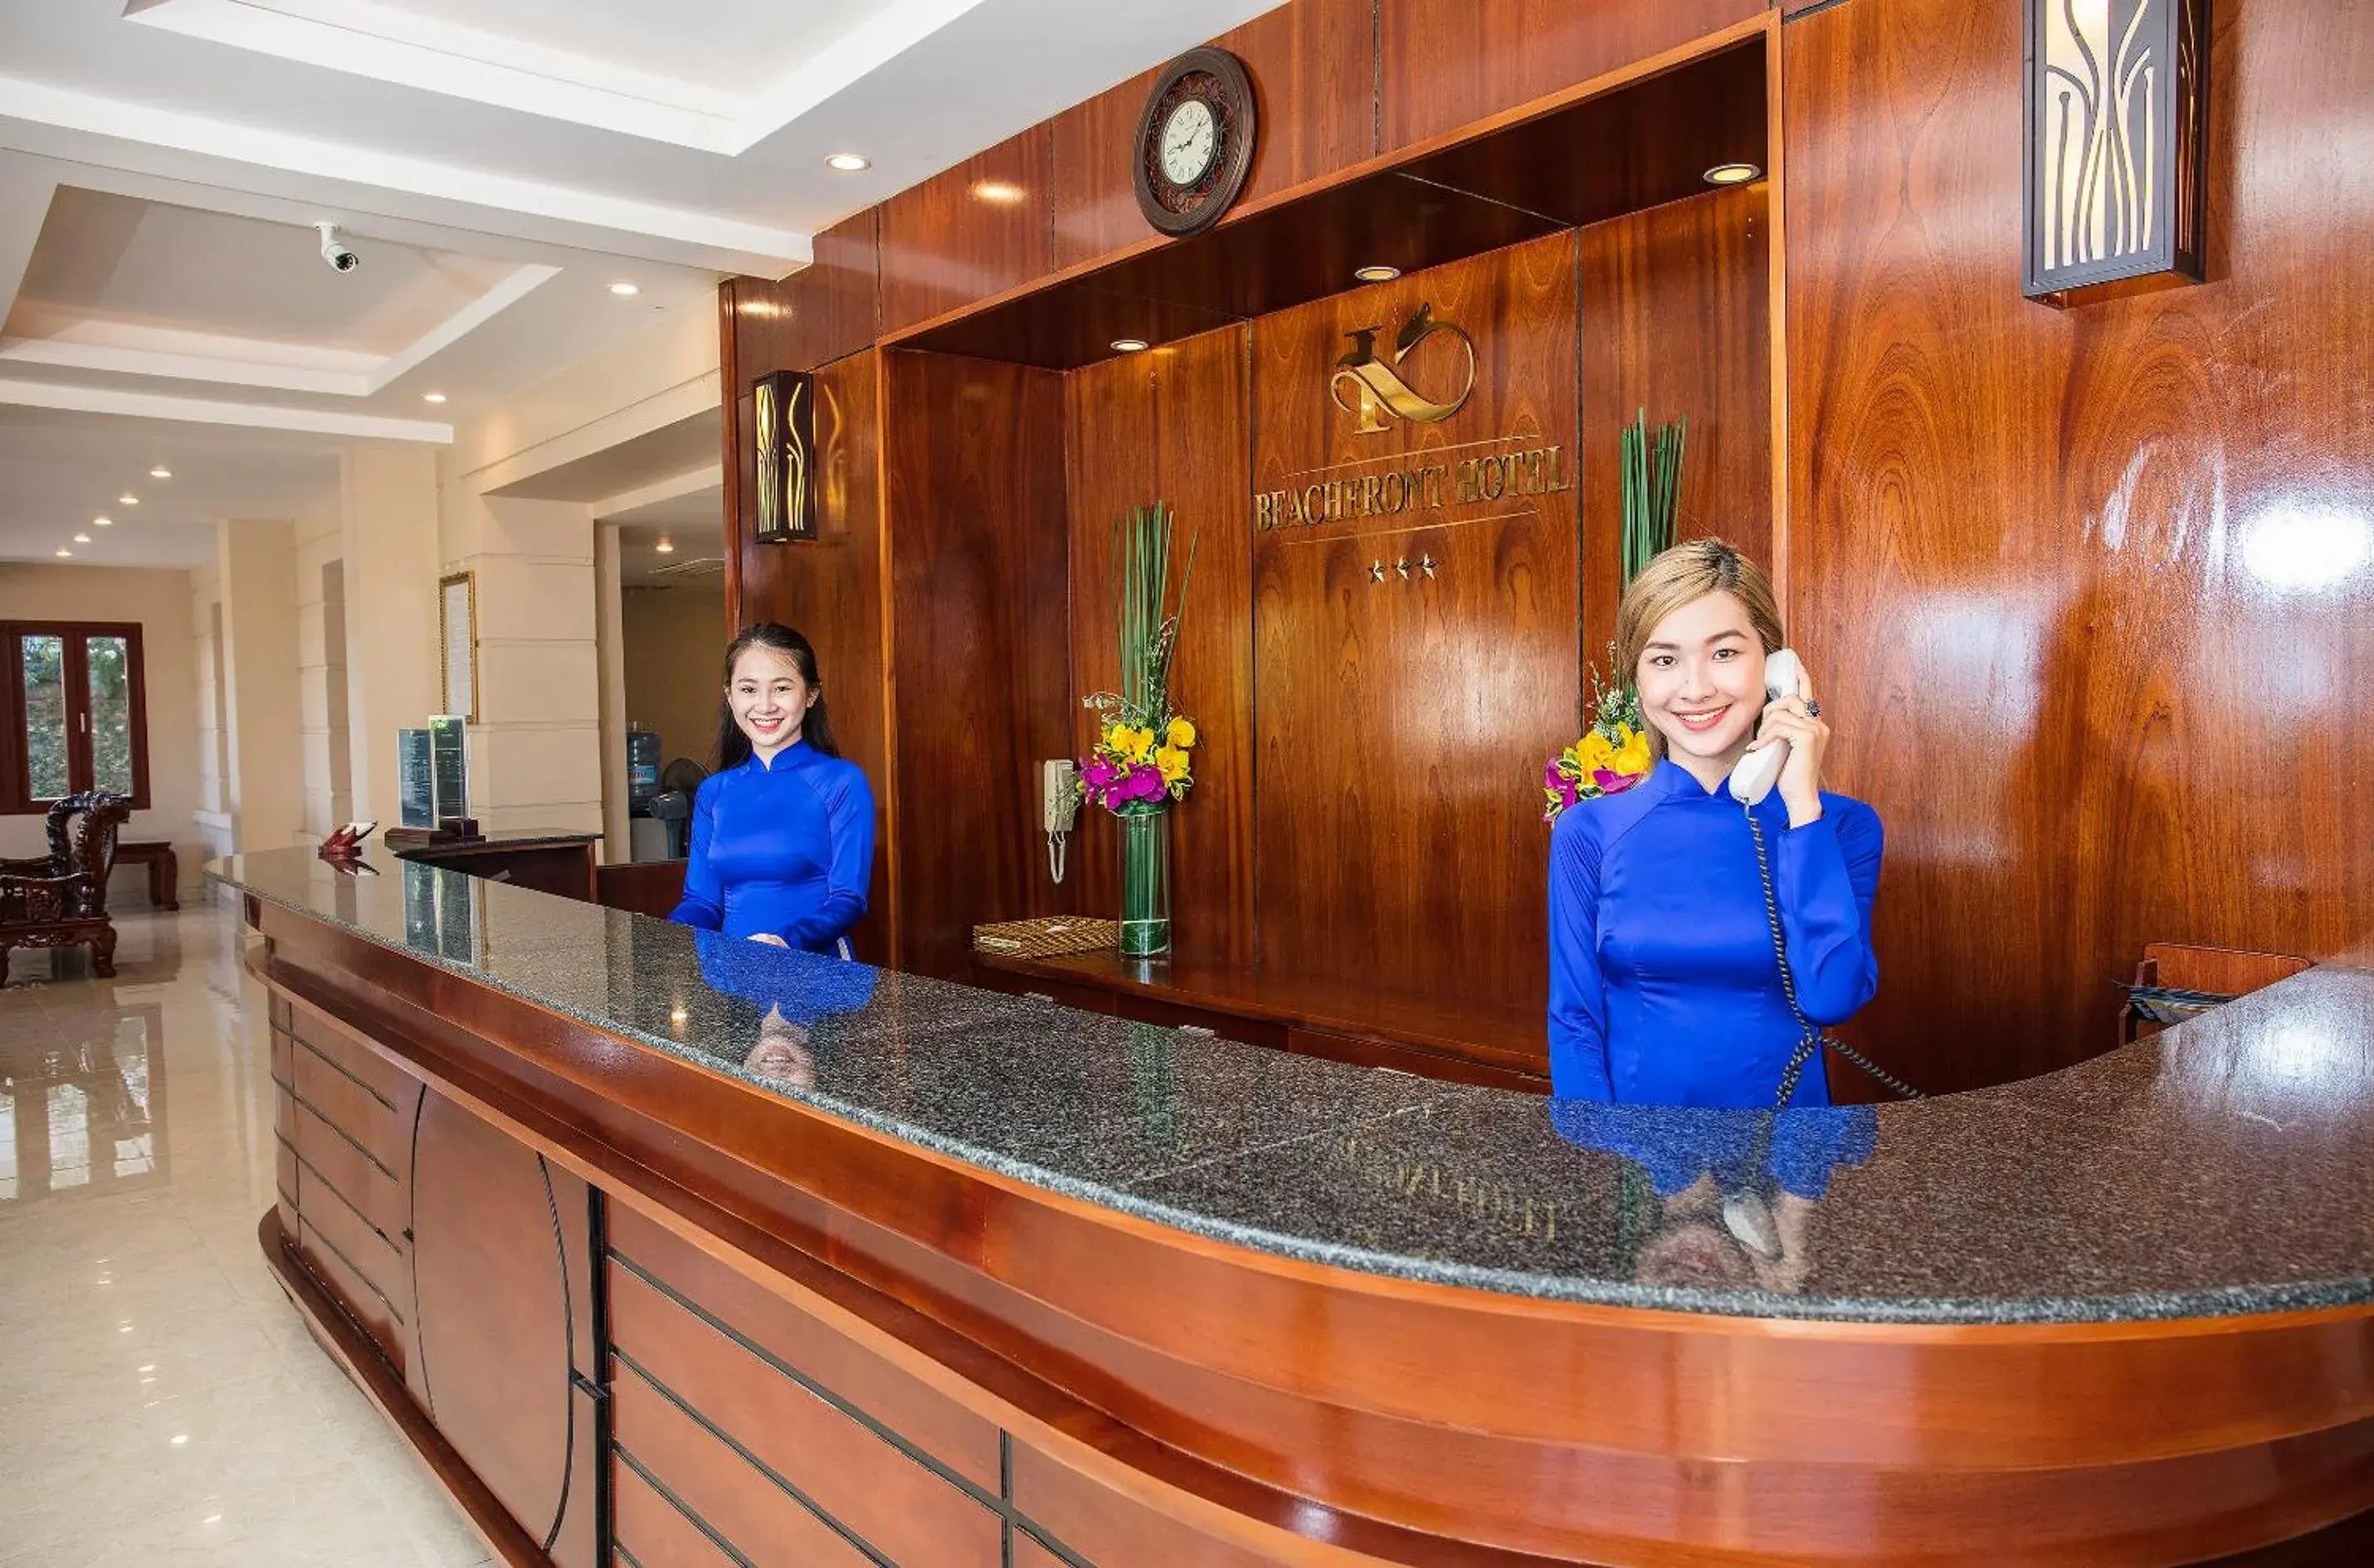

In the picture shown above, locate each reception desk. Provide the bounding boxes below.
[213,846,2374,1566]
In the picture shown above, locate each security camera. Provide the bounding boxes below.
[314,222,360,273]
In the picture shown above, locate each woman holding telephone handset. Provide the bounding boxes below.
[670,623,875,958]
[1548,540,1892,1107]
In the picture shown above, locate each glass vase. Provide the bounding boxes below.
[1117,806,1171,958]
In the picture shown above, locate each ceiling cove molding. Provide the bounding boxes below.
[0,261,560,396]
[592,464,725,523]
[0,376,452,441]
[0,75,812,275]
[122,0,997,157]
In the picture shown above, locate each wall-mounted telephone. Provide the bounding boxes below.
[1728,650,1806,806]
[1042,759,1080,882]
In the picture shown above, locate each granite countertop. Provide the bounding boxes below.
[210,847,2374,1327]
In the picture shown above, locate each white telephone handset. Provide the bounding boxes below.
[1041,759,1080,882]
[1728,649,1806,807]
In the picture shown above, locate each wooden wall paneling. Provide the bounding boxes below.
[409,1088,576,1549]
[1782,0,2374,1093]
[717,280,744,638]
[1051,66,1166,271]
[1052,0,1380,275]
[1380,0,1767,152]
[879,129,1056,336]
[1398,40,1768,232]
[1060,345,1155,923]
[882,351,1071,977]
[730,350,895,964]
[1065,324,1256,961]
[1250,233,1578,1044]
[1577,183,1773,654]
[792,210,884,372]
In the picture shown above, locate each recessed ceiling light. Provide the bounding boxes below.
[55,548,71,558]
[74,533,91,543]
[119,494,139,505]
[93,515,112,527]
[1704,162,1762,186]
[655,538,675,554]
[422,392,447,404]
[1110,338,1148,353]
[1353,265,1401,283]
[973,180,1026,205]
[149,466,172,480]
[608,281,640,297]
[826,153,871,173]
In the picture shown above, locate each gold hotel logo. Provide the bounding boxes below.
[1329,304,1475,433]
[1253,299,1568,534]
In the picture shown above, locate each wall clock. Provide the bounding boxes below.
[1133,46,1258,237]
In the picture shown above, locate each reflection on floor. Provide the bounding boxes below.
[0,901,491,1568]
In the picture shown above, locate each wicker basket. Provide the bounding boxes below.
[971,915,1119,959]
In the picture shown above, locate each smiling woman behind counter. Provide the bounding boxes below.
[668,622,875,957]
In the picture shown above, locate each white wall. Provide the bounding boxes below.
[622,582,727,768]
[433,304,722,838]
[0,563,207,902]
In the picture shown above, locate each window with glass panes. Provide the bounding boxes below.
[2,623,150,813]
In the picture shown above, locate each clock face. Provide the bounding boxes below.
[1159,99,1218,187]
[1133,48,1257,238]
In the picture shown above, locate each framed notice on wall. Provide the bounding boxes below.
[439,572,478,723]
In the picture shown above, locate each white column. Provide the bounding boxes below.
[217,519,305,853]
[339,447,441,824]
[594,522,630,861]
[439,489,602,835]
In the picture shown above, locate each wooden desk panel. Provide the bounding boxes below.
[239,883,2374,1566]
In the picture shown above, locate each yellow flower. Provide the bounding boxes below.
[1165,716,1197,750]
[1611,724,1651,777]
[1577,731,1616,773]
[1116,725,1155,762]
[1155,745,1190,785]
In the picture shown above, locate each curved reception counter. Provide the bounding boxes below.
[212,847,2374,1566]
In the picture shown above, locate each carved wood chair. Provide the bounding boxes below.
[0,791,133,986]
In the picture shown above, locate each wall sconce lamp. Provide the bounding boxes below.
[2024,0,2209,305]
[750,371,817,543]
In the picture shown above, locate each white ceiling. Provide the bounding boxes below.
[614,498,726,587]
[0,0,1283,568]
[0,404,342,568]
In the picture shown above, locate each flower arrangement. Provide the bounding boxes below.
[1543,652,1652,819]
[1081,713,1198,811]
[1079,500,1198,958]
[1544,408,1685,824]
[1079,499,1199,816]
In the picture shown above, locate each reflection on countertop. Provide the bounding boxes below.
[212,847,2374,1326]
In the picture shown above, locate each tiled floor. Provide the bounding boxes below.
[0,901,491,1568]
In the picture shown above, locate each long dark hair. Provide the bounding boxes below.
[714,622,840,768]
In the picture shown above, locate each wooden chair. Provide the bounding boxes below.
[0,791,133,986]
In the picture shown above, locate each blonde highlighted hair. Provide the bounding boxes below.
[1613,539,1785,757]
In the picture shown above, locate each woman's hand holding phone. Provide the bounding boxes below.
[1749,659,1829,826]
